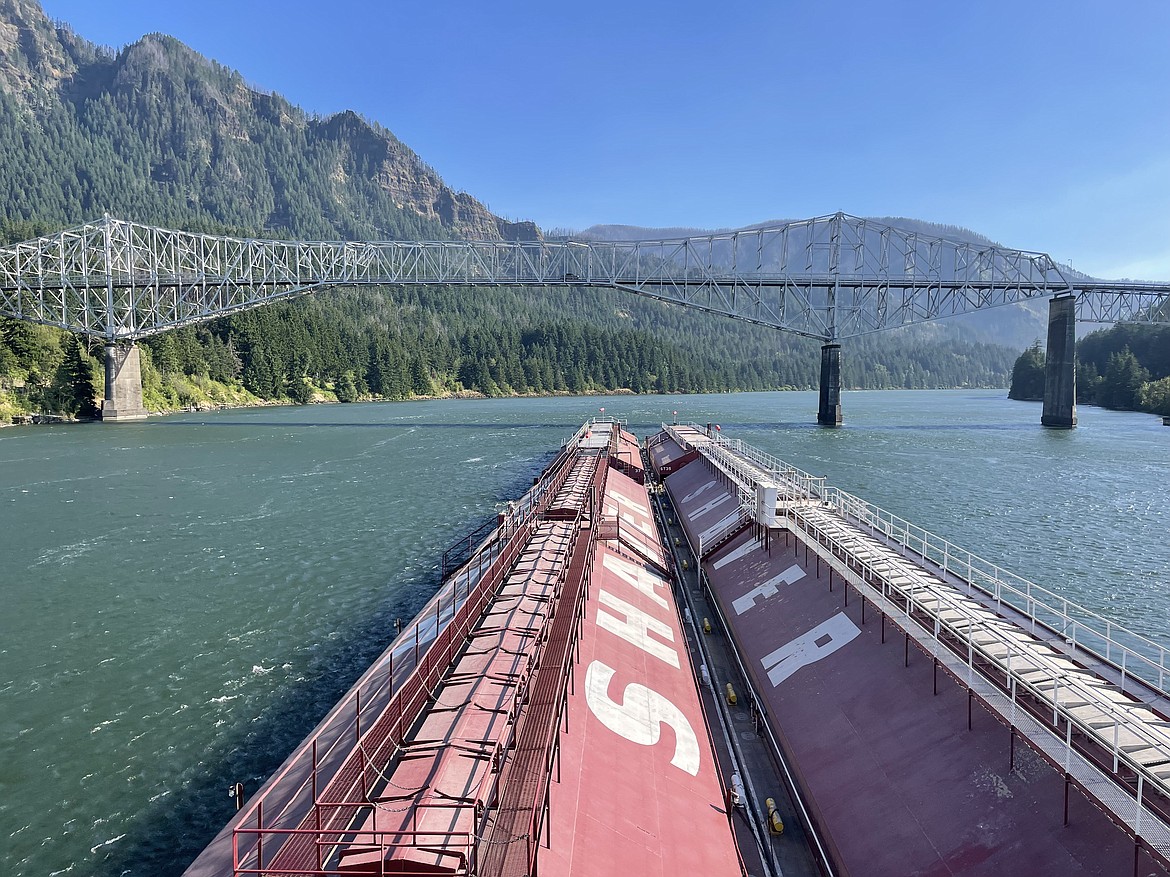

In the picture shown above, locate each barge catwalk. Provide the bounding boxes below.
[187,420,1170,876]
[185,421,743,877]
[652,423,1170,877]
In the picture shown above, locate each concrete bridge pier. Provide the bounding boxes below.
[101,343,149,422]
[1041,294,1077,429]
[817,342,843,427]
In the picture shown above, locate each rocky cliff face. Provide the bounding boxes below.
[318,110,540,241]
[0,0,539,241]
[0,0,78,101]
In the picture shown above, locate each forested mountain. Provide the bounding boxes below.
[0,0,533,241]
[578,217,1005,245]
[0,0,1020,422]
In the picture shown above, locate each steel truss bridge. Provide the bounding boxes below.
[2,212,1168,343]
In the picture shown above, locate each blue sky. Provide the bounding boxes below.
[38,0,1170,280]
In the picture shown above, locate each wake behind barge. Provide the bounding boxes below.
[187,420,1170,877]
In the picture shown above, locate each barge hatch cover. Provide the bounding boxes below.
[541,462,743,877]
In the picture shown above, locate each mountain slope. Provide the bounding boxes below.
[0,0,537,241]
[0,0,1023,422]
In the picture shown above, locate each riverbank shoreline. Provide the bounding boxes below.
[0,385,647,427]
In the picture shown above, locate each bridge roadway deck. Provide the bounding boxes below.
[656,424,1170,870]
[9,213,1170,348]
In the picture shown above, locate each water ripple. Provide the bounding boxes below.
[2,391,1167,876]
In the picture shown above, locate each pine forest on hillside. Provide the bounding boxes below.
[1,0,1023,422]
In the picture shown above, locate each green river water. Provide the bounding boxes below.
[2,390,1167,876]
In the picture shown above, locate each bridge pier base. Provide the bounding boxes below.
[101,343,149,422]
[818,343,843,427]
[1041,295,1077,429]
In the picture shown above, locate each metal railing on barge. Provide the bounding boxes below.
[479,447,609,877]
[662,422,1170,695]
[784,509,1170,862]
[661,421,1170,863]
[229,426,609,876]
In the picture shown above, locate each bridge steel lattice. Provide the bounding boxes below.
[1,213,1167,423]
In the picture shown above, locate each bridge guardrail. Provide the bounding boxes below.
[6,215,1170,345]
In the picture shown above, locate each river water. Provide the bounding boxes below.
[2,390,1167,876]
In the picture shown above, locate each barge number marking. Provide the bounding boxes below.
[603,553,669,609]
[597,589,680,668]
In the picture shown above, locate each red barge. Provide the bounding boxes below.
[186,420,745,877]
[186,419,1170,877]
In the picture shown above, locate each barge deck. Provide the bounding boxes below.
[185,420,748,877]
[187,419,1170,877]
[654,422,1170,876]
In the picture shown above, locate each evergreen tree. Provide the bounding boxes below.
[287,375,314,404]
[66,336,102,419]
[1139,377,1170,416]
[335,371,359,402]
[409,355,432,396]
[1008,341,1046,401]
[1098,348,1149,411]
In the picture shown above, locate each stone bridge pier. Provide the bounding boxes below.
[817,342,843,427]
[1041,294,1077,429]
[102,343,149,422]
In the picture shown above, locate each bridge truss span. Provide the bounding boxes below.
[2,212,1168,344]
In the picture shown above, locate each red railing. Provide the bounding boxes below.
[478,450,608,877]
[233,436,594,876]
[232,823,476,876]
